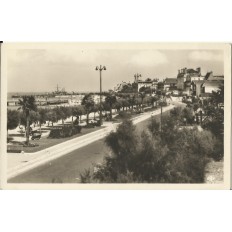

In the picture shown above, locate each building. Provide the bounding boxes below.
[202,71,224,94]
[191,71,224,97]
[192,80,204,97]
[138,80,152,91]
[177,67,202,90]
[205,71,224,81]
[93,94,106,104]
[203,80,223,94]
[164,78,177,91]
[7,100,19,106]
[137,78,159,92]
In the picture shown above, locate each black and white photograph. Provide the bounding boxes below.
[0,43,231,189]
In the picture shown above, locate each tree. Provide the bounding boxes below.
[92,104,99,120]
[81,113,215,183]
[18,96,37,145]
[78,105,86,123]
[63,106,72,121]
[182,107,195,125]
[81,94,95,125]
[139,92,146,111]
[128,95,136,111]
[114,100,122,112]
[201,85,224,160]
[105,94,117,120]
[93,119,138,182]
[131,82,138,92]
[148,117,160,136]
[7,109,19,137]
[211,84,224,107]
[54,107,65,126]
[19,111,39,129]
[151,96,159,108]
[170,107,182,125]
[46,110,57,127]
[38,108,48,133]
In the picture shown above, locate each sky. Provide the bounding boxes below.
[7,48,224,93]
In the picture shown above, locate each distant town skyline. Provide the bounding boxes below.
[7,48,224,93]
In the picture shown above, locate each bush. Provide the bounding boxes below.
[83,120,100,128]
[7,149,22,153]
[118,111,132,119]
[84,124,95,128]
[81,115,216,184]
[49,125,82,138]
[7,137,14,143]
[94,120,101,126]
[23,142,39,147]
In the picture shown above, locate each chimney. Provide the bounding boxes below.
[196,67,201,74]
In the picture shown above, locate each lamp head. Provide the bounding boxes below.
[103,66,106,70]
[96,66,99,71]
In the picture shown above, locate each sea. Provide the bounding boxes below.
[7,92,49,100]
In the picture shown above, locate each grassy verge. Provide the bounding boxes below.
[7,126,104,153]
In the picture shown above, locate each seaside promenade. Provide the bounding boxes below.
[7,104,175,180]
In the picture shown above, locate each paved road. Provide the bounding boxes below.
[9,103,184,183]
[9,138,109,183]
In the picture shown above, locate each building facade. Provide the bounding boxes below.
[177,67,202,90]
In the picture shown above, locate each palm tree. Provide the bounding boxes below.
[105,94,117,120]
[18,96,37,145]
[81,94,95,125]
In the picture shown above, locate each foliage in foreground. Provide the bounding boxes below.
[81,114,219,183]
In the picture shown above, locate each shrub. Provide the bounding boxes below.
[7,137,14,143]
[7,109,19,131]
[84,124,95,128]
[49,125,82,138]
[81,115,215,184]
[118,111,132,119]
[23,142,39,147]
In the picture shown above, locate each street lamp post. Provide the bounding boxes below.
[134,73,141,111]
[160,96,164,133]
[96,65,106,125]
[160,99,163,133]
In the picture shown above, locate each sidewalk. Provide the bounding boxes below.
[7,104,174,179]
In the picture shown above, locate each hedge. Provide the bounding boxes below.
[49,125,82,138]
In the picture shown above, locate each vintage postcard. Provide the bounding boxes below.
[0,43,231,189]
